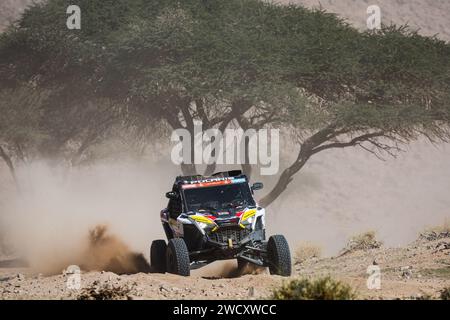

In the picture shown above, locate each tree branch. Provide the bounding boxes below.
[310,132,387,155]
[0,145,19,189]
[259,129,404,207]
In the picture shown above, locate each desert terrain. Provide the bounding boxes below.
[0,228,448,300]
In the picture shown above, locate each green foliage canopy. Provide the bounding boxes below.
[1,0,449,132]
[1,0,450,203]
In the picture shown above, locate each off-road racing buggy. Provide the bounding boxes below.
[150,170,292,276]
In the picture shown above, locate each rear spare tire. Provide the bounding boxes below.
[150,240,167,273]
[267,235,292,276]
[166,238,190,276]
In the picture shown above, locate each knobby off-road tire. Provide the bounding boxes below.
[150,240,167,273]
[267,235,292,276]
[166,238,190,276]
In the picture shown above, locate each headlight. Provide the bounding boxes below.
[246,216,255,224]
[240,209,257,224]
[197,222,208,229]
[190,215,216,230]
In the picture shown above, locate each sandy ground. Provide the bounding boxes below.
[1,236,448,300]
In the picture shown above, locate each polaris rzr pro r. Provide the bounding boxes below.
[150,170,292,276]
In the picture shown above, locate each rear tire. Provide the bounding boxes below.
[267,235,292,276]
[150,240,167,273]
[166,238,190,276]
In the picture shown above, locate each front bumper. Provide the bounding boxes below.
[206,227,265,248]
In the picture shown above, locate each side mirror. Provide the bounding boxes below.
[165,191,178,199]
[251,182,264,191]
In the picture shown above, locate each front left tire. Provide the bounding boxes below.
[166,238,190,276]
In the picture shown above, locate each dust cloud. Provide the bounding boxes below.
[1,139,450,273]
[0,160,177,274]
[192,260,266,279]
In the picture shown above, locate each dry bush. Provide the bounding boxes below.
[440,287,450,300]
[409,287,450,300]
[294,242,322,264]
[340,231,382,255]
[419,219,450,241]
[272,276,356,300]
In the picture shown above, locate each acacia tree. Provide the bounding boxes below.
[1,0,449,206]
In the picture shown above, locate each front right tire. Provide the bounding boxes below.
[166,238,190,276]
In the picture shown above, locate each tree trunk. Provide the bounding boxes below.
[257,132,326,207]
[258,156,308,208]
